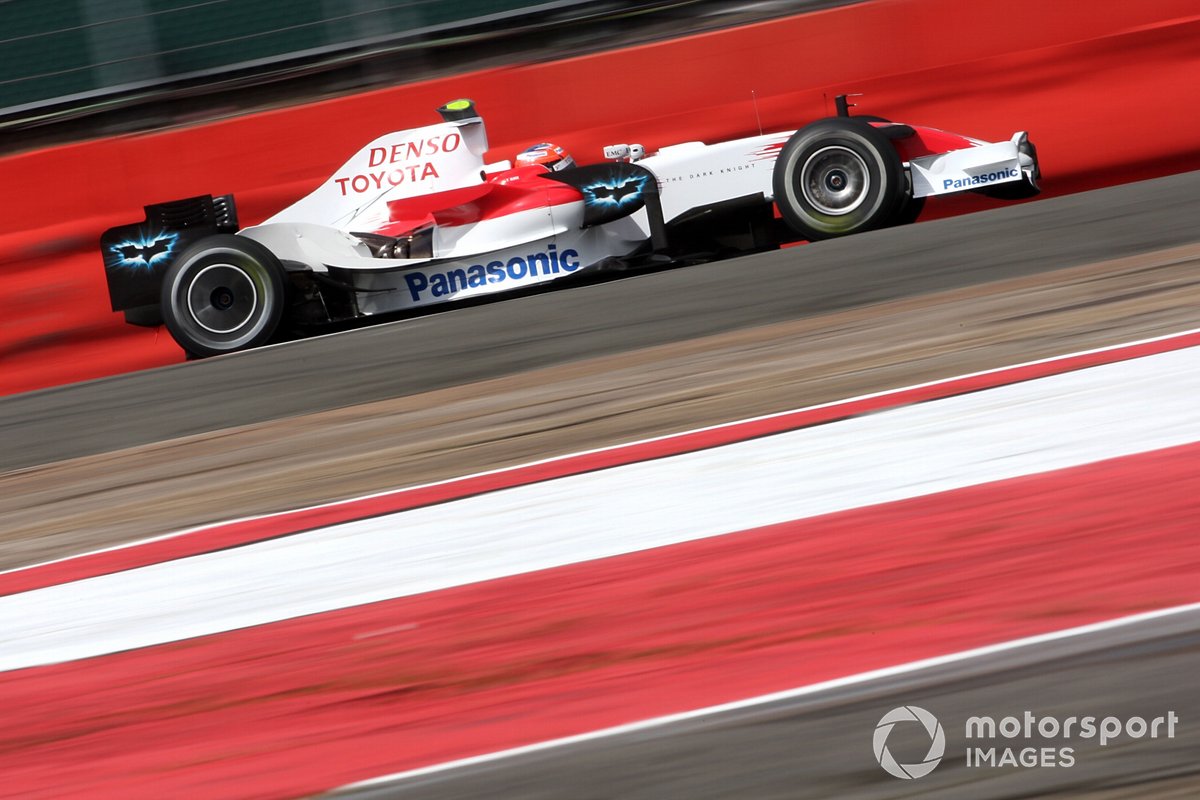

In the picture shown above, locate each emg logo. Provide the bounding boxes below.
[873,705,945,779]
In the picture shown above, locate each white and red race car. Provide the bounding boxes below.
[101,97,1040,356]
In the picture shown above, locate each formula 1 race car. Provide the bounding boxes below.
[101,97,1040,357]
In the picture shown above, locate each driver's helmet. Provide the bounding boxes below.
[515,142,575,171]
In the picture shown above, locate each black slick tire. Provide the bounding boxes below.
[772,117,906,240]
[159,234,286,358]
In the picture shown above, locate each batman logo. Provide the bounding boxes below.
[109,231,179,270]
[583,174,648,209]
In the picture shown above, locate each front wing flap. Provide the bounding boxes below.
[909,136,1026,199]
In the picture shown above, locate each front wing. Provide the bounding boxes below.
[909,133,1036,198]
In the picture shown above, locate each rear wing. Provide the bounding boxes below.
[100,194,238,323]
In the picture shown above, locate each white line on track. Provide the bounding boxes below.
[2,344,1199,672]
[333,602,1200,793]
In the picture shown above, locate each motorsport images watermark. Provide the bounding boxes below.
[872,706,1180,778]
[873,706,945,779]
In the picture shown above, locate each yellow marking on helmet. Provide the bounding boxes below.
[446,99,471,111]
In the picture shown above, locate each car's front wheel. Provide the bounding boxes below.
[772,118,906,240]
[160,234,286,358]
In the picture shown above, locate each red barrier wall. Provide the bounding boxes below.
[3,0,1199,396]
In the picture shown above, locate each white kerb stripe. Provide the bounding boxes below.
[1,346,1199,671]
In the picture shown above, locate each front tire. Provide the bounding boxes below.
[772,118,906,240]
[160,234,286,358]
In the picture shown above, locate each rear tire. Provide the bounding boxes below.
[160,234,286,358]
[772,118,906,240]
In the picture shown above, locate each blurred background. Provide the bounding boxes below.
[0,0,823,151]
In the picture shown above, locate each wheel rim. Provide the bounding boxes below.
[185,263,259,334]
[800,146,870,215]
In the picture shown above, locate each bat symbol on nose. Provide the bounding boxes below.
[585,176,647,206]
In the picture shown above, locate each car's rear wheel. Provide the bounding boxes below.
[160,234,285,358]
[772,118,906,240]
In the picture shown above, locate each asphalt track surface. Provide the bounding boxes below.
[4,170,1200,472]
[331,610,1200,800]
